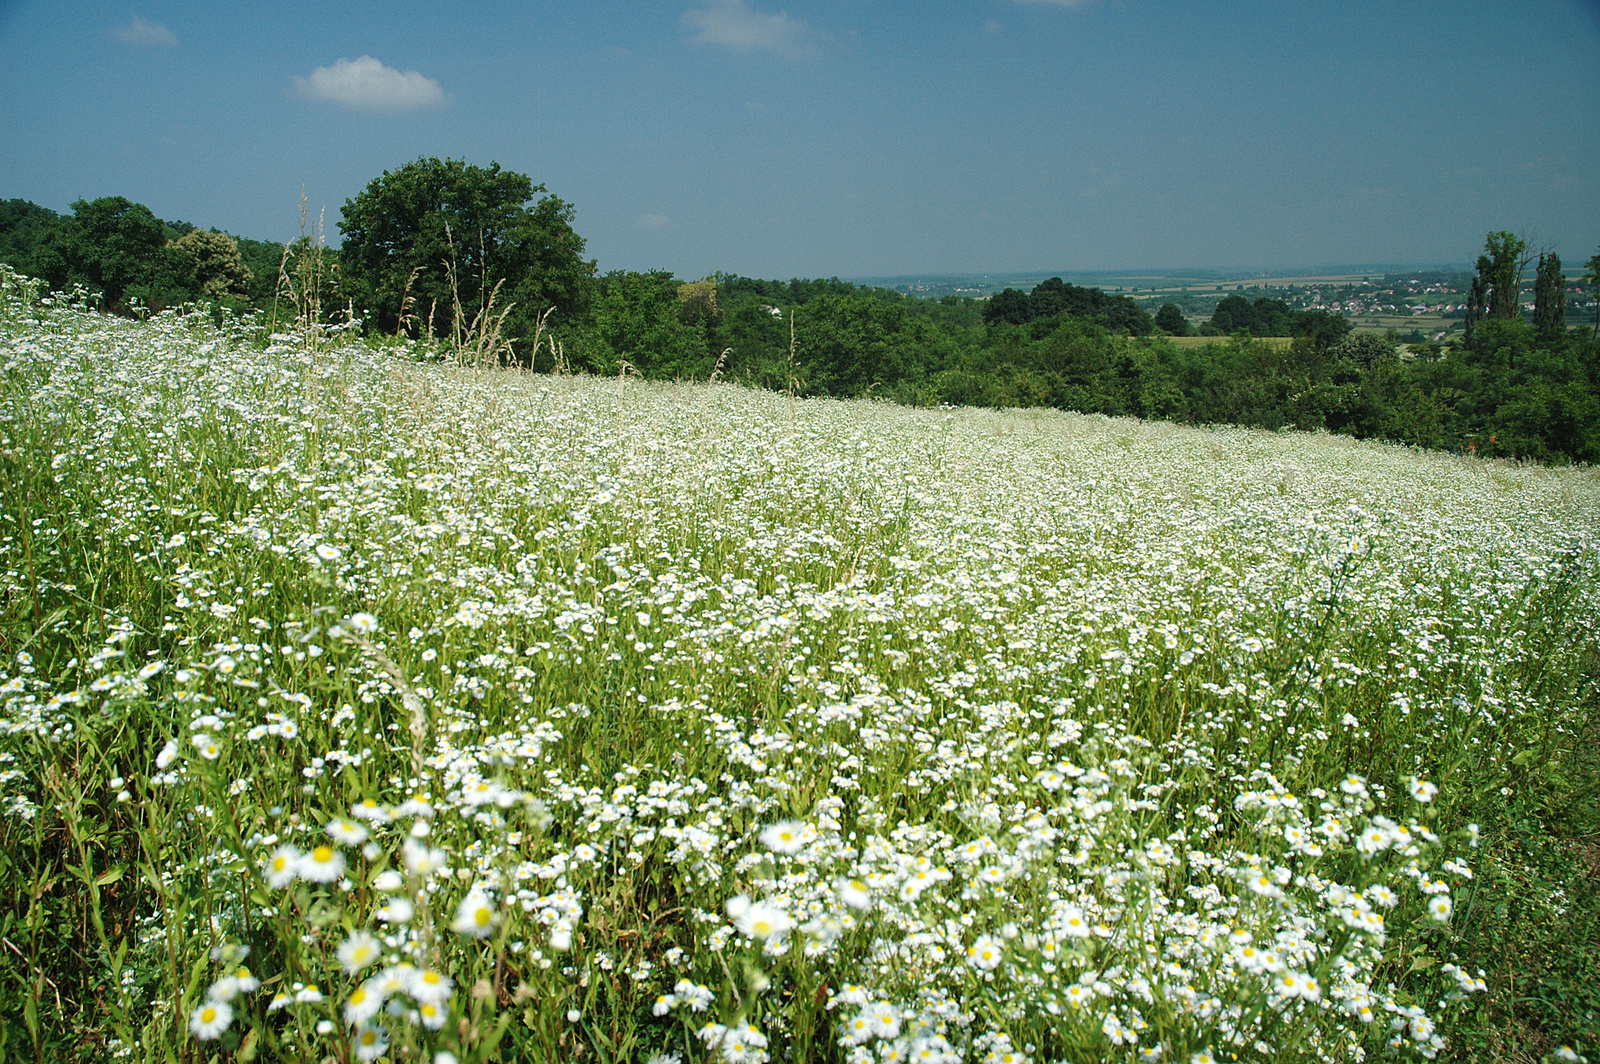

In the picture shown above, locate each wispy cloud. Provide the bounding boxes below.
[110,17,177,47]
[683,0,811,57]
[292,56,446,113]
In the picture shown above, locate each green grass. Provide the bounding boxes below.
[1165,334,1295,349]
[0,272,1597,1064]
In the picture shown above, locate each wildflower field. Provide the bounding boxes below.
[1,273,1597,1064]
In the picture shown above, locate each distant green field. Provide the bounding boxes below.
[1164,334,1294,349]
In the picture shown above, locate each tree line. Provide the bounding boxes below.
[3,158,1598,463]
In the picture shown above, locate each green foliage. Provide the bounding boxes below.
[1586,249,1600,339]
[1329,332,1399,368]
[167,229,252,301]
[713,273,861,306]
[1292,309,1355,351]
[567,270,713,378]
[33,197,168,310]
[2,198,1596,466]
[1154,302,1191,336]
[1534,252,1566,340]
[0,199,61,276]
[695,257,1597,463]
[790,292,935,398]
[339,157,596,353]
[1479,231,1530,322]
[981,277,1154,335]
[1207,293,1344,339]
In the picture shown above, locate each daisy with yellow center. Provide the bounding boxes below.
[298,845,345,883]
[188,1000,232,1040]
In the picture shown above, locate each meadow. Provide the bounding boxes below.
[1,269,1596,1064]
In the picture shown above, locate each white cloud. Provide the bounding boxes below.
[683,0,811,57]
[292,56,446,113]
[640,215,672,229]
[110,17,177,47]
[983,19,1005,35]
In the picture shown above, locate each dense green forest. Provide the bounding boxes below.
[3,159,1598,463]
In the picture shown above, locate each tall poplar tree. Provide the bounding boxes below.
[1586,248,1600,340]
[1532,252,1565,340]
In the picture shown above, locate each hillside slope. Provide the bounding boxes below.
[2,282,1597,1062]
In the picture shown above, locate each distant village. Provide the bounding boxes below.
[874,268,1598,341]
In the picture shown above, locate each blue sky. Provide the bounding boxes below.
[2,0,1597,278]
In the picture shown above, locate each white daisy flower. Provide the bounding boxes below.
[297,845,345,883]
[264,845,300,888]
[729,896,792,941]
[326,818,369,846]
[371,965,415,999]
[452,892,498,938]
[836,878,871,911]
[188,1000,232,1040]
[205,976,241,1003]
[407,967,453,1005]
[758,819,810,854]
[344,982,384,1026]
[403,839,446,876]
[1060,909,1091,938]
[351,799,392,824]
[966,934,1003,970]
[337,931,382,974]
[353,1023,388,1062]
[376,897,415,924]
[1365,884,1398,908]
[1356,827,1391,855]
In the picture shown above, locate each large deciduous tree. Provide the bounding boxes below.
[35,197,167,310]
[166,229,253,301]
[339,158,596,353]
[1480,231,1529,321]
[1154,304,1190,336]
